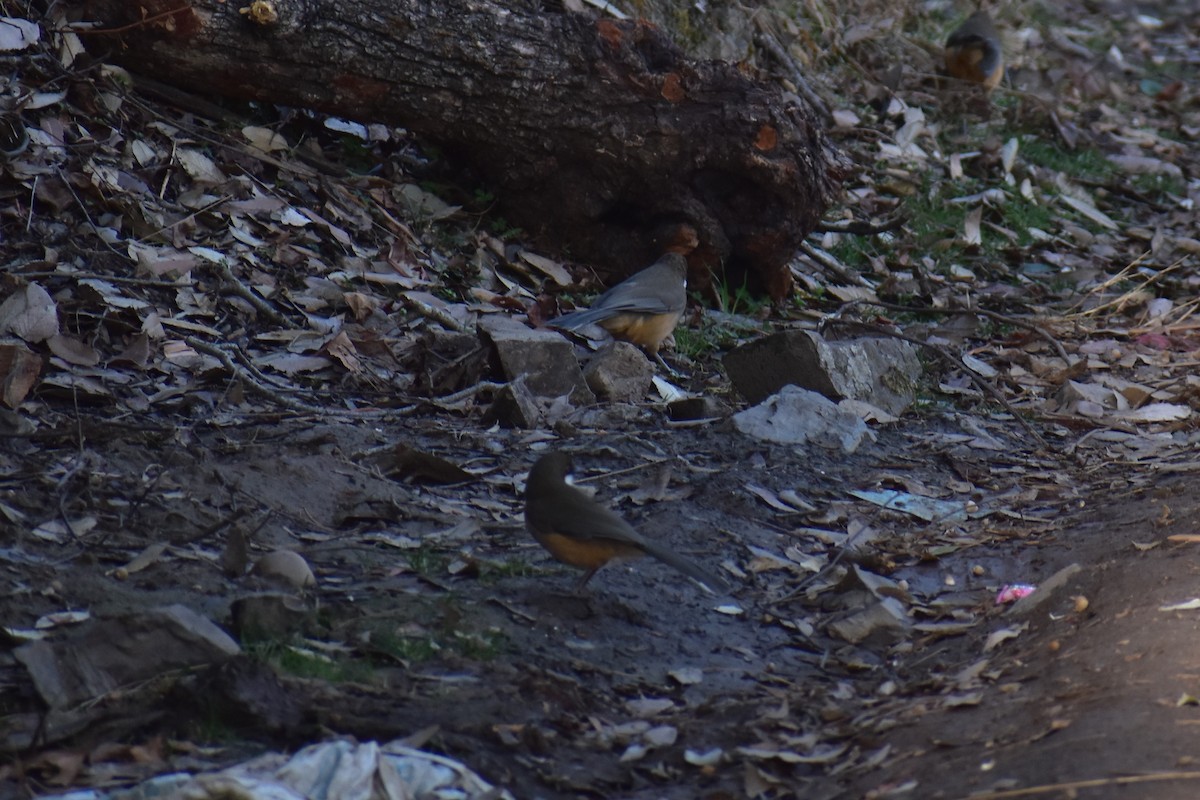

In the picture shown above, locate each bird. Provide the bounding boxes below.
[523,451,724,593]
[944,10,1004,91]
[549,252,688,365]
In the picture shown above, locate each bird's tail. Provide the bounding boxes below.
[548,307,613,332]
[640,538,727,594]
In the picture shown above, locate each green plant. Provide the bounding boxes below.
[674,308,764,361]
[246,639,373,683]
[488,216,524,239]
[406,547,448,576]
[905,182,970,250]
[479,558,544,582]
[1131,173,1186,202]
[714,275,764,316]
[368,628,442,664]
[454,628,507,661]
[1001,197,1055,246]
[1020,138,1115,182]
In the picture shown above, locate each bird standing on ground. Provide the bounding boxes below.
[523,451,723,593]
[549,252,688,363]
[944,10,1004,91]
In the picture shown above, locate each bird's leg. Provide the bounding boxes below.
[653,351,683,378]
[574,568,598,594]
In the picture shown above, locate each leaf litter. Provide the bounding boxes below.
[1,0,1199,797]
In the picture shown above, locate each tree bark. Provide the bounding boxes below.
[80,0,846,299]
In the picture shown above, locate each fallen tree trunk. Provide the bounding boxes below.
[79,0,846,298]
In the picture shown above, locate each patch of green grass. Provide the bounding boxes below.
[1131,172,1186,202]
[1020,137,1116,182]
[674,326,717,360]
[246,639,373,683]
[337,136,377,171]
[454,628,507,661]
[406,547,449,576]
[479,558,543,582]
[905,183,970,249]
[828,238,875,270]
[674,310,764,360]
[368,629,442,664]
[186,711,241,745]
[791,282,829,311]
[362,612,508,664]
[1001,198,1055,246]
[714,275,764,316]
[488,217,524,239]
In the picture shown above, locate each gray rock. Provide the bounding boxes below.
[231,592,315,641]
[827,597,911,645]
[723,330,921,415]
[583,342,654,402]
[479,316,594,405]
[486,376,545,429]
[667,395,729,421]
[732,385,874,452]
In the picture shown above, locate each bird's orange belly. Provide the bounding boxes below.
[945,46,1002,89]
[600,310,682,353]
[533,531,645,570]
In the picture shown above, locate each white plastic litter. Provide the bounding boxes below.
[41,738,514,800]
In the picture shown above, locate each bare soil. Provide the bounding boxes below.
[6,402,1197,799]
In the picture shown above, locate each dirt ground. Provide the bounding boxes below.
[2,0,1199,797]
[6,402,1200,799]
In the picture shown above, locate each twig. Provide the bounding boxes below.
[8,270,186,288]
[213,259,289,326]
[753,24,831,122]
[815,216,907,235]
[184,337,325,413]
[821,317,1051,450]
[798,242,874,288]
[852,299,1072,366]
[1067,253,1182,319]
[55,168,134,263]
[961,770,1200,799]
[400,294,469,333]
[432,381,506,407]
[572,456,671,485]
[766,531,860,608]
[487,596,538,624]
[68,6,191,35]
[185,337,421,417]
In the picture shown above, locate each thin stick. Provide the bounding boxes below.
[753,24,831,122]
[853,299,1071,366]
[799,242,874,288]
[215,259,289,326]
[185,336,323,413]
[822,318,1050,450]
[400,293,469,333]
[962,770,1200,799]
[815,216,907,235]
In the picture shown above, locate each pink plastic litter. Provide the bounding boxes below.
[995,584,1036,605]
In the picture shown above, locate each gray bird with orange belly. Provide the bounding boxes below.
[549,252,688,365]
[944,10,1004,91]
[524,451,723,593]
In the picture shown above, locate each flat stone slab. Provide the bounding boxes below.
[732,385,874,452]
[723,330,921,415]
[478,316,594,406]
[583,342,654,402]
